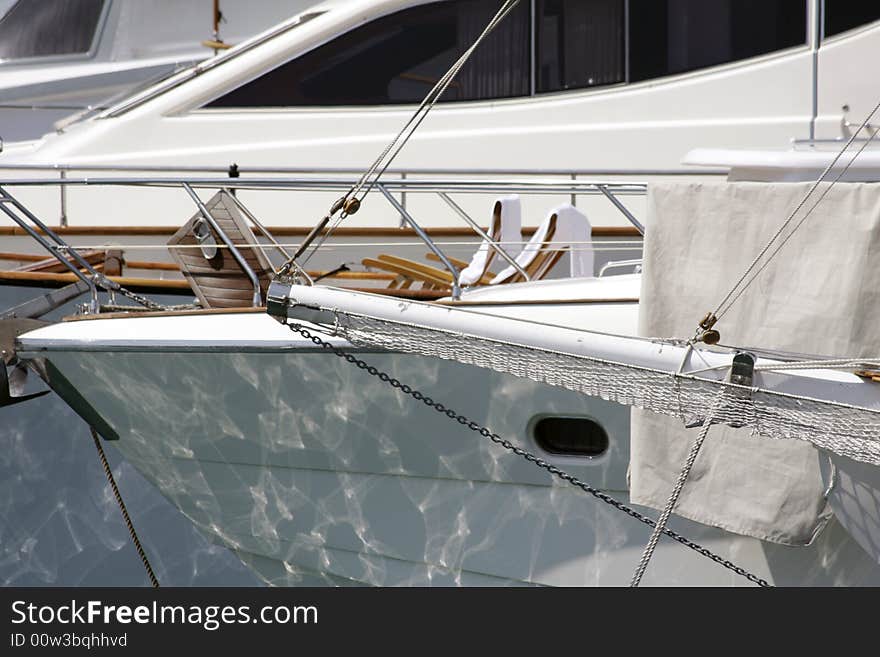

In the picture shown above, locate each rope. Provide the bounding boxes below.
[755,357,880,371]
[702,101,880,333]
[629,393,722,587]
[89,426,160,588]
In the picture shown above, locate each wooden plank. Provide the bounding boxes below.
[425,252,471,270]
[167,191,275,309]
[377,254,454,283]
[0,225,642,238]
[120,260,394,280]
[362,257,451,289]
[0,252,47,263]
[16,249,105,273]
[125,260,180,271]
[0,269,191,289]
[184,277,259,292]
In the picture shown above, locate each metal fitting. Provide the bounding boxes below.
[343,198,361,215]
[699,312,718,330]
[699,329,721,345]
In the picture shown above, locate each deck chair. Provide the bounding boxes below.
[459,195,522,286]
[361,255,451,291]
[490,204,592,285]
[365,195,524,291]
[168,191,273,308]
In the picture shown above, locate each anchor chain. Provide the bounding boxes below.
[284,320,771,587]
[92,273,165,312]
[112,285,165,311]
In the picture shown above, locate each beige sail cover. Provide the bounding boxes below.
[631,181,880,545]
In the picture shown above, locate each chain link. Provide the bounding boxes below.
[111,283,166,311]
[91,273,166,311]
[285,320,771,587]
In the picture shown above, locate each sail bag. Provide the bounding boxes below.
[630,181,880,544]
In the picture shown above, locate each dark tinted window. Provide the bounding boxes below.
[533,416,609,457]
[536,0,624,93]
[0,0,104,60]
[824,2,880,37]
[208,0,530,108]
[629,0,807,82]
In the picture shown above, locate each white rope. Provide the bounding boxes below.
[629,391,724,587]
[755,358,880,371]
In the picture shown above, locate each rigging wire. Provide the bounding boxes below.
[712,125,880,324]
[700,99,880,335]
[289,0,524,270]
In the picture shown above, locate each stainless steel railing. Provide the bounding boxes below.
[0,171,653,304]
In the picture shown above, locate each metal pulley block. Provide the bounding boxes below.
[697,311,720,344]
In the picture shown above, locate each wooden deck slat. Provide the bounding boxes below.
[167,192,274,309]
[0,269,191,289]
[0,225,642,238]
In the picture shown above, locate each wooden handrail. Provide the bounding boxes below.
[0,225,643,238]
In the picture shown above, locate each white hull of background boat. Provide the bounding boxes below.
[15,302,880,585]
[0,0,313,142]
[1,1,878,233]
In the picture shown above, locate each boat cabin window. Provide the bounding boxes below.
[824,1,880,37]
[536,0,625,93]
[207,0,530,107]
[205,0,810,109]
[532,416,609,458]
[0,0,105,61]
[628,0,807,83]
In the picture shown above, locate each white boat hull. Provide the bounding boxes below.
[821,454,880,565]
[16,311,880,585]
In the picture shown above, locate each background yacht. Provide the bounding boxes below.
[0,0,319,142]
[0,0,878,242]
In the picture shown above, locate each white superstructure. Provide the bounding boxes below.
[1,0,878,232]
[5,1,880,587]
[0,0,320,142]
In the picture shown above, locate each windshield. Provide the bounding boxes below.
[0,0,106,62]
[100,10,327,118]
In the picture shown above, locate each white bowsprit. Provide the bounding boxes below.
[268,282,880,467]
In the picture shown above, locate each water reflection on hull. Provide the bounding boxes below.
[30,345,880,587]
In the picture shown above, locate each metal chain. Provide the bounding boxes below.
[88,273,166,312]
[285,320,771,587]
[108,282,166,311]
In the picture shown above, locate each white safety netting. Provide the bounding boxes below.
[311,310,880,467]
